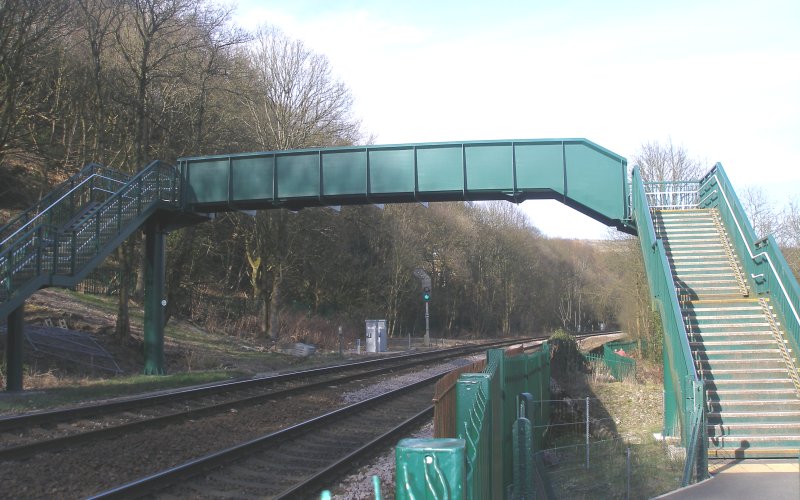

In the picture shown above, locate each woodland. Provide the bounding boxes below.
[1,0,797,356]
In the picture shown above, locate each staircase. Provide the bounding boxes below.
[0,161,179,318]
[654,209,800,458]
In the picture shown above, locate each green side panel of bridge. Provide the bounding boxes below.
[179,138,630,228]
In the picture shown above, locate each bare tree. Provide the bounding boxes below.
[240,25,361,341]
[634,139,704,184]
[740,186,778,239]
[242,25,361,150]
[0,0,70,163]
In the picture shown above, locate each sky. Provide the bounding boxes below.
[227,0,800,239]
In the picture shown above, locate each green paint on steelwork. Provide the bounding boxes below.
[416,144,463,192]
[179,139,630,230]
[395,438,466,500]
[369,147,415,194]
[322,150,367,196]
[231,156,274,202]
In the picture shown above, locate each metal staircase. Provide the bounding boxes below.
[654,208,800,458]
[0,161,180,319]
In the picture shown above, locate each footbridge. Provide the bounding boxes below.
[2,138,799,468]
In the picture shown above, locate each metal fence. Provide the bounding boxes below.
[396,343,551,499]
[632,167,707,483]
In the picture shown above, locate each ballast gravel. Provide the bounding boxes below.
[332,354,483,499]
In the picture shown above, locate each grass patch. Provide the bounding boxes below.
[0,370,243,413]
[543,354,684,498]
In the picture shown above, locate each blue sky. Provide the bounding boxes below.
[229,0,800,238]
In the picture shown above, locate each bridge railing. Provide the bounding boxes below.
[0,164,130,252]
[632,167,707,484]
[643,180,700,210]
[698,163,800,373]
[396,344,550,499]
[1,161,179,315]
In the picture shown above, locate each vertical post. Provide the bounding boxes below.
[585,396,590,468]
[357,339,361,355]
[338,325,343,355]
[408,333,411,350]
[6,304,25,391]
[424,301,430,347]
[143,219,166,375]
[626,447,631,500]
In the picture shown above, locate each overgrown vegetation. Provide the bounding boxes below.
[544,337,683,499]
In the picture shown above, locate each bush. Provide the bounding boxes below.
[549,329,584,378]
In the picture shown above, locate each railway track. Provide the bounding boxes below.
[0,332,619,497]
[0,339,525,461]
[90,376,440,499]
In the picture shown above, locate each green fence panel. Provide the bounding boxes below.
[631,167,700,446]
[603,346,636,380]
[395,438,466,500]
[511,417,534,500]
[396,344,551,500]
[456,369,497,500]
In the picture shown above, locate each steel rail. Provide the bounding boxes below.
[274,406,435,499]
[88,373,440,499]
[0,343,505,461]
[0,339,525,433]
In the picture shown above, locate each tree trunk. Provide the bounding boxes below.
[267,272,281,341]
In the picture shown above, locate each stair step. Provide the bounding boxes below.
[686,314,767,321]
[707,400,800,412]
[707,388,797,400]
[687,322,771,329]
[691,341,776,349]
[697,357,785,366]
[666,248,726,255]
[675,274,743,280]
[695,350,782,361]
[708,423,800,437]
[701,368,791,378]
[685,306,763,313]
[707,378,794,386]
[669,254,728,261]
[708,410,800,421]
[672,266,731,273]
[708,446,800,459]
[678,286,743,292]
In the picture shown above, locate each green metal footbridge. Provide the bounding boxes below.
[2,138,799,464]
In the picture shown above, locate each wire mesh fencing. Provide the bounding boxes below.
[533,397,686,499]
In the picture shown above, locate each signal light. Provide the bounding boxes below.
[423,287,431,302]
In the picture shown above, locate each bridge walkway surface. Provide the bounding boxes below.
[658,459,800,499]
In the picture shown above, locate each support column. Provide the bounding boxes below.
[6,304,24,391]
[143,219,166,375]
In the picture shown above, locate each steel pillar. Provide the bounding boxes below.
[6,304,24,391]
[143,219,166,375]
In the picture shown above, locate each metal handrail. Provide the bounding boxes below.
[0,173,128,248]
[634,170,698,381]
[1,161,179,309]
[702,171,800,332]
[0,164,127,240]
